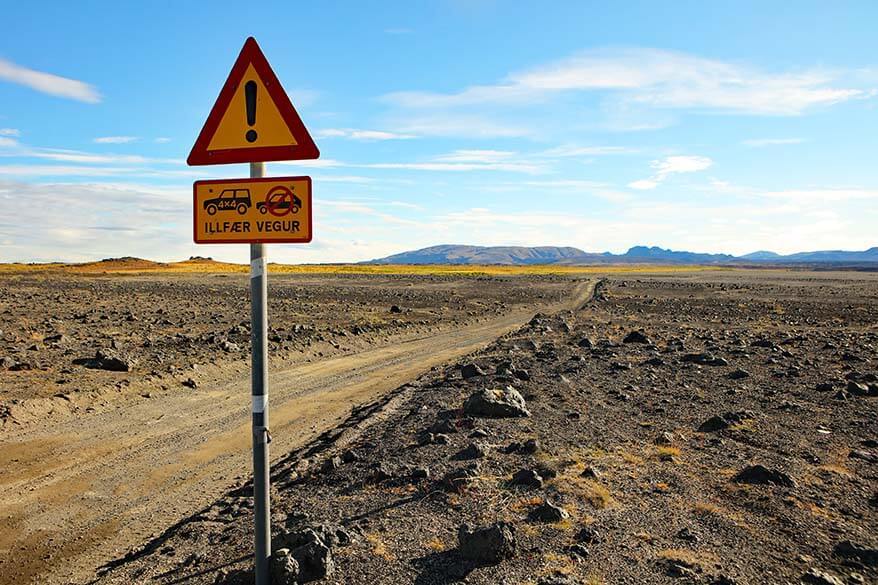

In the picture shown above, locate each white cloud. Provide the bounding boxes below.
[383,48,871,116]
[94,136,139,144]
[154,137,172,143]
[433,150,516,163]
[742,138,805,147]
[390,115,531,138]
[0,137,18,148]
[539,145,637,157]
[628,179,659,190]
[652,155,713,177]
[630,155,713,189]
[0,128,20,137]
[316,128,416,140]
[0,58,101,103]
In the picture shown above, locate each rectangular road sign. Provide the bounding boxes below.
[193,176,312,244]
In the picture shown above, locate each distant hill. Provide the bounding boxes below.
[367,245,590,265]
[366,244,878,265]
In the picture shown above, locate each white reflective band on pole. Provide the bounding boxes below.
[252,394,268,413]
[250,257,266,279]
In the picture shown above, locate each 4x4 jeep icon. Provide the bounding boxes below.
[203,189,252,215]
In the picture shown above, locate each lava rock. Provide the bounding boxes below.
[801,568,844,585]
[463,387,530,418]
[732,464,796,488]
[698,415,730,432]
[461,363,486,379]
[681,353,729,367]
[529,500,570,522]
[455,442,489,460]
[833,540,878,566]
[623,330,652,344]
[270,548,300,585]
[94,349,136,372]
[457,522,516,564]
[511,468,544,489]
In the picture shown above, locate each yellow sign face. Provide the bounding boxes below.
[193,177,312,244]
[206,65,297,151]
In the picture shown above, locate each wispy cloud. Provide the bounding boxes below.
[0,137,18,148]
[316,128,416,140]
[629,155,713,190]
[539,145,638,157]
[741,137,805,147]
[0,128,20,137]
[94,136,139,144]
[154,137,172,143]
[0,58,101,103]
[383,48,872,118]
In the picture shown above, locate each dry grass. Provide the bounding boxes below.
[540,551,577,576]
[424,536,447,552]
[655,446,681,461]
[363,532,395,561]
[657,548,718,569]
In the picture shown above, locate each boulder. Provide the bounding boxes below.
[623,331,652,344]
[732,464,796,488]
[461,363,486,379]
[510,468,544,489]
[463,387,530,418]
[457,522,516,564]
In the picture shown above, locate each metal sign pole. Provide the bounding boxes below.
[249,161,271,585]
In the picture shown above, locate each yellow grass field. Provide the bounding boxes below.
[0,258,726,276]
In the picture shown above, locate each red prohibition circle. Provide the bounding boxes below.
[265,186,294,217]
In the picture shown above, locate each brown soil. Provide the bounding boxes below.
[91,270,877,585]
[0,271,585,584]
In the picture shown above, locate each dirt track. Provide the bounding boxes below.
[0,279,595,585]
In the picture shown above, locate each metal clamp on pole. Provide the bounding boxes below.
[253,425,272,444]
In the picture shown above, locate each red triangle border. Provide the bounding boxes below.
[187,37,320,166]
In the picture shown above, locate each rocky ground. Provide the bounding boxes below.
[94,271,878,585]
[0,271,566,428]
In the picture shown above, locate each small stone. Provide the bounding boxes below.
[411,467,430,480]
[389,305,402,313]
[727,369,750,380]
[577,337,593,349]
[801,568,844,585]
[580,466,600,479]
[529,500,569,522]
[182,378,197,389]
[521,438,540,454]
[575,526,601,544]
[654,432,675,446]
[455,442,489,460]
[270,549,300,585]
[566,543,589,559]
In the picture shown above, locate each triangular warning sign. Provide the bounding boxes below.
[187,37,319,166]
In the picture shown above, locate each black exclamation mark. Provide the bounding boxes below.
[245,80,258,143]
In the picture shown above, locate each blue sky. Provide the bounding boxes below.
[1,1,877,263]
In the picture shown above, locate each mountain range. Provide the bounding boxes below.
[367,244,878,265]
